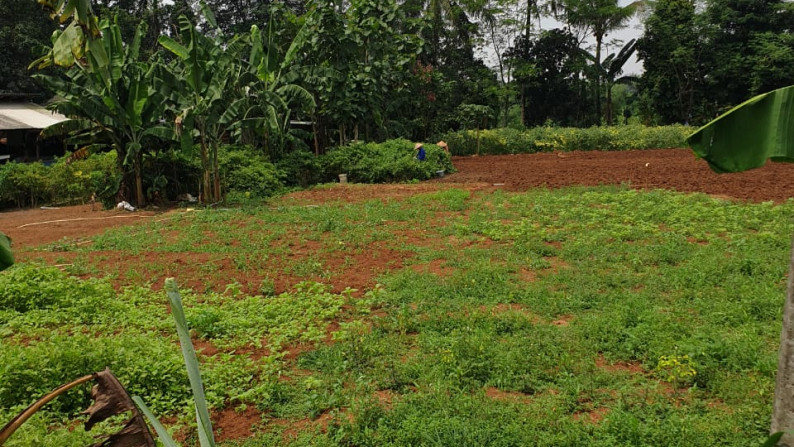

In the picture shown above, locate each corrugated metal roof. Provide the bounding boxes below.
[0,103,68,130]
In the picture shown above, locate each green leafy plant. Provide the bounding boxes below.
[319,138,455,183]
[0,278,215,447]
[655,354,697,389]
[0,232,12,272]
[441,124,692,156]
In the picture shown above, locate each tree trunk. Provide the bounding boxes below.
[772,239,794,445]
[212,144,221,203]
[595,35,603,126]
[200,138,210,204]
[520,83,527,126]
[606,83,613,125]
[313,116,320,156]
[134,154,145,207]
[476,124,481,156]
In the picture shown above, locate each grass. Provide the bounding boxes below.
[2,184,793,446]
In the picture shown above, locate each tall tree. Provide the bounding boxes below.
[598,37,636,125]
[158,5,240,203]
[636,0,704,124]
[702,0,794,109]
[507,28,589,126]
[0,0,56,94]
[561,0,640,124]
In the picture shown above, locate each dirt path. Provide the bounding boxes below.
[2,148,793,249]
[0,204,164,247]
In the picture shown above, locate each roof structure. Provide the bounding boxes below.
[0,103,68,131]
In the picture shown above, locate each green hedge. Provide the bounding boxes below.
[440,125,693,156]
[0,151,119,210]
[319,139,455,183]
[0,139,459,210]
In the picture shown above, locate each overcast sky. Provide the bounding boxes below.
[477,0,646,77]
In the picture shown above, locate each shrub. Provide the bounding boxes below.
[219,145,284,199]
[275,149,323,187]
[439,124,693,156]
[319,139,455,183]
[0,152,119,210]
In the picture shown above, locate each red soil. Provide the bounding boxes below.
[1,148,789,442]
[434,148,794,202]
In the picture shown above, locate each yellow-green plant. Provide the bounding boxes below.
[655,354,697,389]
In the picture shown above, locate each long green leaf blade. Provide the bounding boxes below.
[0,232,13,272]
[158,35,189,60]
[132,396,181,447]
[687,85,794,173]
[164,278,216,447]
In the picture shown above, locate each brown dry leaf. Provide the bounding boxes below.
[82,368,155,447]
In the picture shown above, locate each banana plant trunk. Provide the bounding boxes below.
[212,144,221,202]
[772,241,794,445]
[200,139,211,204]
[134,154,145,208]
[595,36,602,126]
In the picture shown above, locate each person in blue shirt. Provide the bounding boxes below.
[415,142,426,161]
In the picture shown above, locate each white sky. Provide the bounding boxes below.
[477,0,646,78]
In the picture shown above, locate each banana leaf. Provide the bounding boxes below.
[0,232,13,272]
[687,85,794,173]
[686,84,794,444]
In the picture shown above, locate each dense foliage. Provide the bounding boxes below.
[0,0,791,205]
[441,124,691,155]
[319,139,455,183]
[0,139,456,210]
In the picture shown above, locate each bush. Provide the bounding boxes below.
[219,145,284,199]
[439,124,693,156]
[0,152,119,210]
[275,149,323,188]
[319,139,455,183]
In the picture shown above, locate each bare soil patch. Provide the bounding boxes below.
[434,148,794,202]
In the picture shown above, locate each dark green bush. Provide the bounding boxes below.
[0,151,119,210]
[219,145,284,199]
[275,149,323,187]
[440,125,693,156]
[319,139,455,183]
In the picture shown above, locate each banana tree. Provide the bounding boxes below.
[687,84,794,444]
[34,0,103,68]
[230,19,315,158]
[0,232,12,272]
[157,4,244,204]
[599,38,637,125]
[34,19,169,207]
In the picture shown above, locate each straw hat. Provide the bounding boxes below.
[437,141,448,149]
[414,143,423,150]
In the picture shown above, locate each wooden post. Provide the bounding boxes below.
[772,238,794,445]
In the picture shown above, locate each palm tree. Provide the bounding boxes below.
[561,0,641,123]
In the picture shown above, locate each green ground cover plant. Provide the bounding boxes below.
[441,124,692,156]
[2,185,792,446]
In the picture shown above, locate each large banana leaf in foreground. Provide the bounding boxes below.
[687,85,794,173]
[686,85,794,445]
[0,232,12,271]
